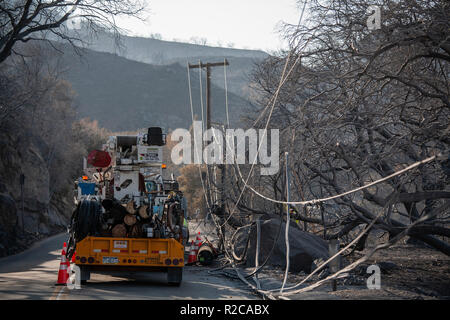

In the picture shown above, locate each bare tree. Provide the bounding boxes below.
[226,0,449,255]
[149,32,162,40]
[0,0,147,64]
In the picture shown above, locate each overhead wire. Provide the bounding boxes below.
[187,61,231,258]
[215,1,309,298]
[186,62,211,213]
[220,47,301,228]
[216,7,308,292]
[197,62,214,207]
[232,153,440,206]
[216,63,283,278]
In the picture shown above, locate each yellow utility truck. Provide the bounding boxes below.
[66,127,188,285]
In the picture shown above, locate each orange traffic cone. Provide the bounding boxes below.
[187,240,197,264]
[195,232,203,249]
[71,251,76,263]
[56,242,70,285]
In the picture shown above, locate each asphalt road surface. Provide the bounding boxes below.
[0,233,255,300]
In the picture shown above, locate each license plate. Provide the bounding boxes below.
[114,240,127,249]
[102,256,119,264]
[145,258,158,264]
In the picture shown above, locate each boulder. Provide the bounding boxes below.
[0,193,18,234]
[0,130,74,257]
[38,222,50,235]
[245,218,329,273]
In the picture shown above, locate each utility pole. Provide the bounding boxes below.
[188,60,229,207]
[188,60,229,131]
[189,60,229,252]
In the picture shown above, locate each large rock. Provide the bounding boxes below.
[0,131,73,257]
[0,193,18,234]
[245,218,329,273]
[0,193,18,256]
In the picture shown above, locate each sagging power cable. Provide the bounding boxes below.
[186,63,212,213]
[213,1,311,299]
[231,153,440,206]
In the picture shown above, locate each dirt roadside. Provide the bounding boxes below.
[260,244,450,300]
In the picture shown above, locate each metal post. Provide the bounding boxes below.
[280,152,290,293]
[20,173,25,234]
[253,217,261,289]
[321,203,327,238]
[285,152,290,215]
[329,239,341,291]
[285,152,290,262]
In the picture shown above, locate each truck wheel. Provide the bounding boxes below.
[167,267,182,286]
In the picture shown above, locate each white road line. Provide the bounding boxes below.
[56,286,66,300]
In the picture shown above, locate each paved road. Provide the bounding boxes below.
[0,233,256,300]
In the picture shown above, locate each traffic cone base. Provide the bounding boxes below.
[195,232,203,251]
[187,240,197,264]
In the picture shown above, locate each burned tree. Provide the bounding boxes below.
[0,0,146,64]
[228,0,449,256]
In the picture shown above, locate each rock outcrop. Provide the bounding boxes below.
[0,130,72,257]
[243,216,329,273]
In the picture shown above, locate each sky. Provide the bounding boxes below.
[114,0,302,52]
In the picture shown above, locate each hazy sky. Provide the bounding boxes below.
[115,0,301,52]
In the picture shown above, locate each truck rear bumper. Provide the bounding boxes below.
[77,265,183,285]
[74,236,185,268]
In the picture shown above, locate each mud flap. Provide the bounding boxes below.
[167,267,182,286]
[80,266,91,283]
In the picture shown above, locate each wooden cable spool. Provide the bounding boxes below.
[130,223,142,238]
[124,200,135,214]
[197,243,215,266]
[124,213,137,226]
[138,205,149,219]
[111,224,127,237]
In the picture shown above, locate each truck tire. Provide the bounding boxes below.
[167,267,182,286]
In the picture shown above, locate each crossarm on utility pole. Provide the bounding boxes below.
[188,60,229,69]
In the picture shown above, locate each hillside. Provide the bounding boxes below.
[58,46,252,132]
[66,30,268,97]
[80,31,268,63]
